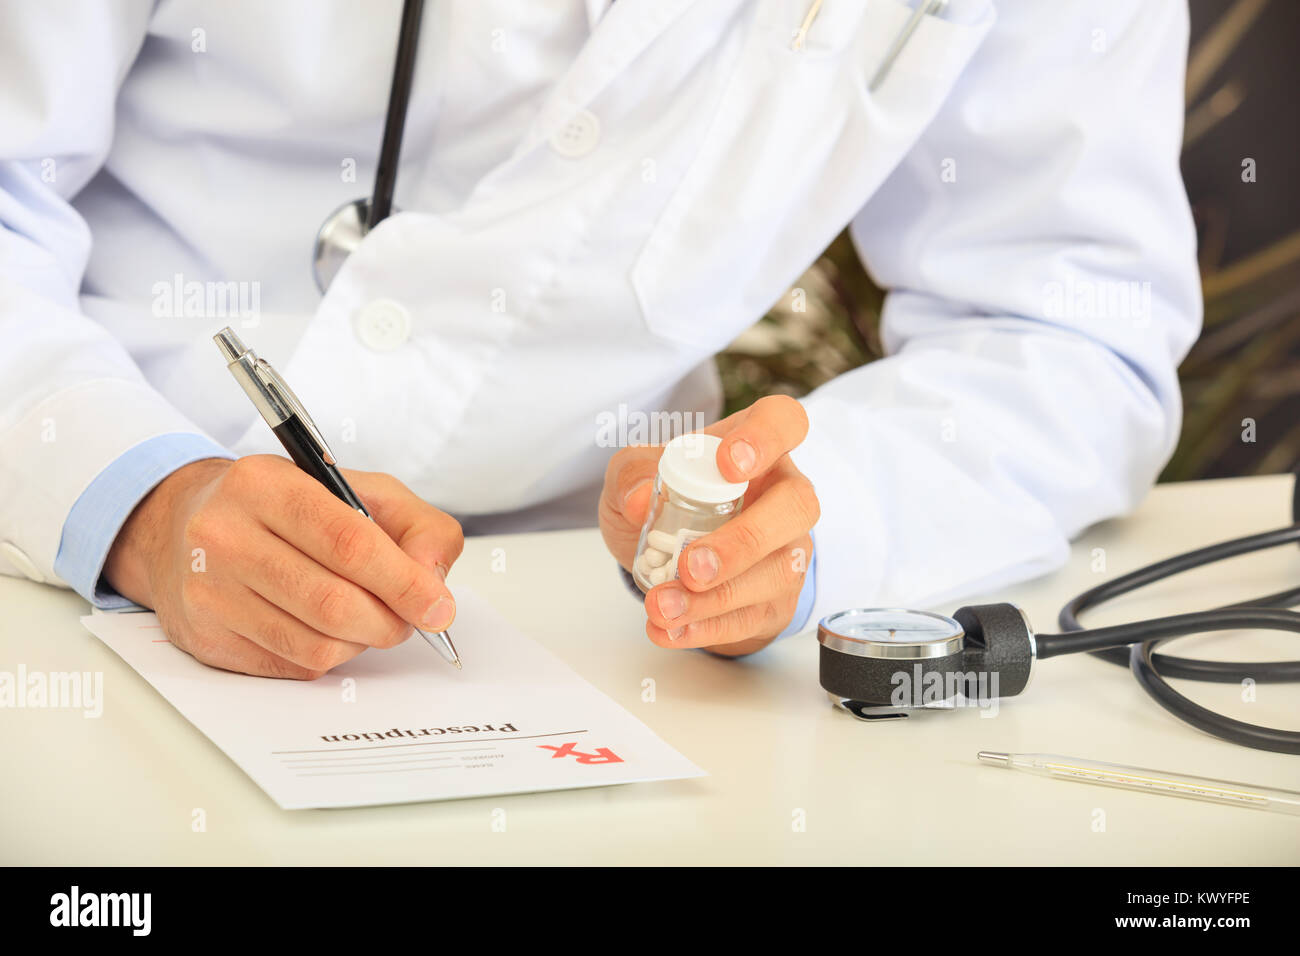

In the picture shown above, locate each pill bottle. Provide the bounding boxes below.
[632,433,749,592]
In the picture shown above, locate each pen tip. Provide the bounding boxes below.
[454,659,463,670]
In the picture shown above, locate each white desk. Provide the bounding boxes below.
[2,475,1298,864]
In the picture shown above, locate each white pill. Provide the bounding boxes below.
[647,530,678,553]
[642,547,670,568]
[634,554,652,578]
[648,564,672,586]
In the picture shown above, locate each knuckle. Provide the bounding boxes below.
[257,616,297,660]
[264,549,310,599]
[793,479,821,528]
[732,602,774,640]
[680,612,717,641]
[179,573,214,615]
[729,519,768,561]
[710,575,740,611]
[223,455,267,493]
[774,552,802,591]
[444,515,465,554]
[182,509,217,549]
[267,654,320,681]
[325,514,374,569]
[394,572,436,619]
[374,471,403,493]
[734,603,764,636]
[302,639,346,673]
[311,582,353,632]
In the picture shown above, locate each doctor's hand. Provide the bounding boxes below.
[103,455,463,679]
[600,395,818,657]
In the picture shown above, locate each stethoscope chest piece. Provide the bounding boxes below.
[313,198,388,295]
[817,605,1035,720]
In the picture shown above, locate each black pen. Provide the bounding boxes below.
[213,327,461,669]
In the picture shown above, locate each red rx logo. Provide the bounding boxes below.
[540,742,624,764]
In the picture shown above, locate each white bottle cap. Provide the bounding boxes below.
[657,434,749,504]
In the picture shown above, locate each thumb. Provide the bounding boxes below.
[601,449,660,533]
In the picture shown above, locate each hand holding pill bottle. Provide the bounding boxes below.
[632,434,749,592]
[599,395,818,654]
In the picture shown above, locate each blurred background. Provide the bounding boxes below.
[717,0,1300,482]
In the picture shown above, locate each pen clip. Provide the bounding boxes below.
[790,0,825,51]
[254,360,338,465]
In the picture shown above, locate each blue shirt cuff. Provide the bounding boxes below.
[776,530,817,639]
[54,433,235,608]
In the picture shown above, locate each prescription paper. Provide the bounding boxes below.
[80,590,704,810]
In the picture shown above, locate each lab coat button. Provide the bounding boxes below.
[549,110,601,158]
[354,299,412,351]
[1,541,45,583]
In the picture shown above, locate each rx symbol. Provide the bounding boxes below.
[540,742,624,764]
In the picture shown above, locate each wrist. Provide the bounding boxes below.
[104,457,231,606]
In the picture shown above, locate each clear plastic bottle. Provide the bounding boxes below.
[632,433,749,592]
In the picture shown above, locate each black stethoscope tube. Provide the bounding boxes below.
[1034,522,1300,754]
[367,0,425,231]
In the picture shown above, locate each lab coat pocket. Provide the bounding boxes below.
[629,0,993,356]
[860,0,996,101]
[628,0,873,355]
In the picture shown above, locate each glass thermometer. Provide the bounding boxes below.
[978,751,1300,815]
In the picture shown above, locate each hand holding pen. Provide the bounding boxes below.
[215,328,460,669]
[101,334,463,679]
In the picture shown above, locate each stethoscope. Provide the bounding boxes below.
[818,480,1300,754]
[312,0,425,294]
[311,0,948,292]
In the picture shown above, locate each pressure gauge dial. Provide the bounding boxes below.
[817,608,965,659]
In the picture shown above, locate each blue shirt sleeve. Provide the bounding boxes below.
[54,433,235,608]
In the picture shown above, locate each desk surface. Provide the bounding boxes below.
[3,475,1298,865]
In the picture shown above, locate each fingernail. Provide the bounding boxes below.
[433,563,448,581]
[657,587,687,621]
[667,626,685,642]
[623,478,651,509]
[729,439,757,476]
[422,597,455,631]
[687,546,719,585]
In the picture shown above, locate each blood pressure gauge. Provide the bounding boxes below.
[817,605,1036,720]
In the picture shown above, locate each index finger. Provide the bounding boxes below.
[344,470,465,577]
[250,467,455,633]
[676,471,819,590]
[707,395,809,484]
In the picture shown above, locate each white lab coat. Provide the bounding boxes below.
[0,0,1199,629]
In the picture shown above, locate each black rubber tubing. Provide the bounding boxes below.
[1035,523,1300,754]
